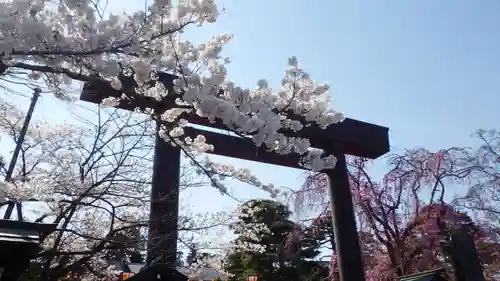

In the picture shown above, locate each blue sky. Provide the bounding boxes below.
[111,0,500,212]
[2,1,500,230]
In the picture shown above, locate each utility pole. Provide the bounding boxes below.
[2,88,41,220]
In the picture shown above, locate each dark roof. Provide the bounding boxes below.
[126,264,228,281]
[177,266,229,280]
[126,264,188,281]
[398,268,447,281]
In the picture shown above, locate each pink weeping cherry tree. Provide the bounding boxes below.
[290,137,500,281]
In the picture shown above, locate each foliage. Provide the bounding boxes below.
[176,251,186,267]
[294,142,500,281]
[224,199,328,281]
[0,0,352,277]
[0,102,229,281]
[5,0,499,280]
[0,0,343,174]
[187,242,199,267]
[308,212,335,254]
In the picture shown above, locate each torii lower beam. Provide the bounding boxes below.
[79,74,389,281]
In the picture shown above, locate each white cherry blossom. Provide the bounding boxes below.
[0,0,348,277]
[0,0,344,172]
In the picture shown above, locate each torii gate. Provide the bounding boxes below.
[80,73,389,281]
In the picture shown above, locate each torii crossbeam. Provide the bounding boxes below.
[80,73,389,281]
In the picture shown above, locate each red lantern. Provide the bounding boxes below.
[119,272,135,280]
[247,276,258,281]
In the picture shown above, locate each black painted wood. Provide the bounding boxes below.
[184,127,304,170]
[79,74,391,281]
[80,74,389,160]
[146,123,181,266]
[0,220,57,281]
[325,147,365,281]
[451,227,485,281]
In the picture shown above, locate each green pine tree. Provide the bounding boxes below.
[223,199,329,281]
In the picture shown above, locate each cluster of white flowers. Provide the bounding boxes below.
[185,261,208,281]
[0,106,83,201]
[161,127,215,154]
[40,221,129,280]
[0,101,155,278]
[186,253,234,281]
[233,222,271,243]
[196,157,281,197]
[227,239,267,254]
[225,201,273,254]
[0,180,52,202]
[1,0,344,172]
[0,97,253,280]
[0,0,348,278]
[163,55,344,171]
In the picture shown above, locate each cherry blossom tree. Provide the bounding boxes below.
[0,0,343,172]
[454,129,500,224]
[1,0,350,279]
[293,144,500,281]
[452,129,500,277]
[0,100,234,281]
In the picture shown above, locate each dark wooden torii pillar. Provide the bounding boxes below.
[80,73,389,281]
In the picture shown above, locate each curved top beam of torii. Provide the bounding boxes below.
[79,73,390,168]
